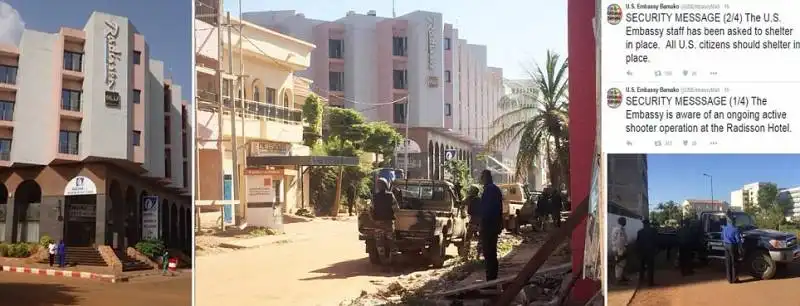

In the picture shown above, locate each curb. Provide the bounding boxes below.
[1,265,126,283]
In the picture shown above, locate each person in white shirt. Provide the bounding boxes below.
[611,217,629,284]
[47,241,57,267]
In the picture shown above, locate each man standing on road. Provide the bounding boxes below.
[345,183,357,216]
[462,185,482,259]
[372,178,399,226]
[47,240,57,267]
[535,188,550,231]
[722,216,742,283]
[636,219,658,286]
[677,219,695,276]
[611,217,629,284]
[479,170,503,281]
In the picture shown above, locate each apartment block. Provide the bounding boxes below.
[607,154,649,219]
[243,9,505,180]
[0,12,190,252]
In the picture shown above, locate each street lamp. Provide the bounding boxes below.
[702,173,714,205]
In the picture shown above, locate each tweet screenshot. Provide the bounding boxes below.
[601,1,800,154]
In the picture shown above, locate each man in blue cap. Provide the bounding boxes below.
[722,216,742,283]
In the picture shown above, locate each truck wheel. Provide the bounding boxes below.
[748,250,777,280]
[430,236,447,268]
[366,240,381,264]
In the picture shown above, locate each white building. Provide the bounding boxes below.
[607,154,649,219]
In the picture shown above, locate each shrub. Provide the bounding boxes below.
[0,243,8,257]
[39,235,54,247]
[4,243,32,258]
[135,239,165,258]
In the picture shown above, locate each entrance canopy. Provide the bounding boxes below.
[246,155,359,167]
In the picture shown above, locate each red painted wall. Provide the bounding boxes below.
[568,0,601,302]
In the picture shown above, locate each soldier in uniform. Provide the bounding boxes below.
[371,178,399,264]
[462,185,482,259]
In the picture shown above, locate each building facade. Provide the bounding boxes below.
[606,154,649,219]
[242,9,505,180]
[730,182,769,212]
[778,186,800,219]
[0,12,191,251]
[195,14,314,224]
[681,199,728,216]
[501,78,546,189]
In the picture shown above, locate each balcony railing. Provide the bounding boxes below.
[223,96,302,124]
[58,142,79,155]
[0,151,9,161]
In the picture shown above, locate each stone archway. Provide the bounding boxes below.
[125,186,138,247]
[251,79,264,102]
[282,89,292,109]
[107,180,124,248]
[433,142,440,180]
[0,183,7,242]
[12,180,41,243]
[428,140,434,179]
[170,203,178,249]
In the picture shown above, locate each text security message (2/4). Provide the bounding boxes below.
[600,1,800,153]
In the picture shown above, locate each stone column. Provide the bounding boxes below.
[3,198,14,242]
[95,194,107,247]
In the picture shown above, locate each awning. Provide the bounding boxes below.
[247,155,360,166]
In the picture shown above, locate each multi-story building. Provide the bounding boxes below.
[0,12,191,251]
[778,186,800,219]
[606,154,649,219]
[242,9,505,180]
[195,11,315,225]
[681,199,728,216]
[730,182,768,212]
[501,78,546,189]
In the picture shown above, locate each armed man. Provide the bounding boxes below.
[372,178,399,230]
[462,185,482,259]
[636,219,658,286]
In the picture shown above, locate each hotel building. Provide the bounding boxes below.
[0,12,191,253]
[242,9,506,180]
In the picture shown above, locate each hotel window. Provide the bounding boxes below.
[393,103,407,124]
[392,36,407,56]
[63,51,83,72]
[445,70,452,83]
[0,65,17,84]
[393,70,407,89]
[283,91,291,108]
[0,101,13,121]
[58,130,80,155]
[61,89,81,111]
[329,39,343,59]
[265,87,276,104]
[133,51,141,65]
[133,89,141,104]
[329,72,344,91]
[165,148,172,178]
[444,38,451,50]
[132,130,141,146]
[0,138,10,161]
[445,103,452,116]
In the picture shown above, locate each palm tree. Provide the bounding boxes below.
[487,50,569,193]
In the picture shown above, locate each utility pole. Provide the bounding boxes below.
[227,12,240,206]
[393,0,396,18]
[216,0,225,208]
[404,98,410,175]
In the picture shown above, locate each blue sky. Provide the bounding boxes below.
[646,154,800,208]
[1,0,192,100]
[224,0,567,79]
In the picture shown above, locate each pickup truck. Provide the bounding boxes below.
[701,211,800,280]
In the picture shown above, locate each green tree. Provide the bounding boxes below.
[755,182,790,230]
[302,94,324,148]
[363,121,403,166]
[441,159,474,198]
[486,50,569,194]
[326,107,370,147]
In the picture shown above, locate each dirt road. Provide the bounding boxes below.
[196,217,455,306]
[0,271,191,306]
[625,261,800,306]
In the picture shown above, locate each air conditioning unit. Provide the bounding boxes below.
[367,10,377,16]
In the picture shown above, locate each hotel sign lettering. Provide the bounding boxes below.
[104,20,122,108]
[426,16,436,71]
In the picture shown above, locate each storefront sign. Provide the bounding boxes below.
[67,203,96,222]
[142,196,159,240]
[104,20,122,108]
[249,141,291,157]
[64,176,98,196]
[245,173,276,203]
[426,16,436,71]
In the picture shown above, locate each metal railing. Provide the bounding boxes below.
[61,99,81,112]
[0,151,9,161]
[196,91,302,124]
[58,142,79,155]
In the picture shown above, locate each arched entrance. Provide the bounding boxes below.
[170,203,178,249]
[13,180,41,243]
[107,180,124,248]
[64,176,98,246]
[0,184,7,242]
[125,186,138,246]
[428,141,434,179]
[161,199,169,244]
[184,207,191,252]
[178,206,186,251]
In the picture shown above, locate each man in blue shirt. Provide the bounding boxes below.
[479,169,503,281]
[722,216,742,283]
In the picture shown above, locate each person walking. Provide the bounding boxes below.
[462,185,482,259]
[535,188,550,231]
[161,250,171,276]
[722,216,742,283]
[346,183,357,216]
[636,219,658,286]
[550,188,563,228]
[479,170,503,281]
[56,240,66,268]
[677,219,695,276]
[611,217,629,284]
[47,240,57,267]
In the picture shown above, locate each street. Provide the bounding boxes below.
[196,217,447,306]
[0,271,191,306]
[611,257,800,306]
